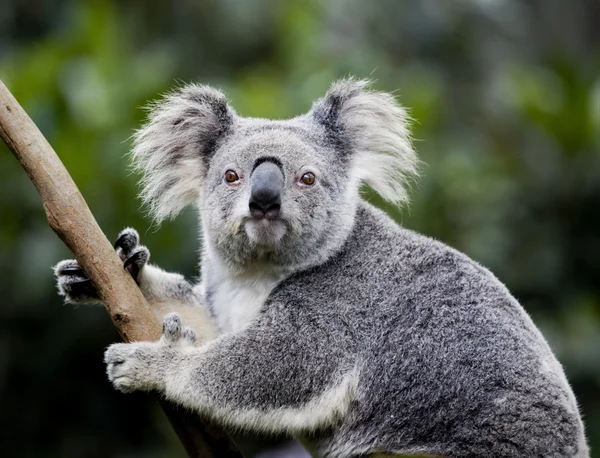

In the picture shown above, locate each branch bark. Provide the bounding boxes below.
[0,79,241,458]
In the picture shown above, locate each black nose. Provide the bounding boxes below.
[249,161,283,219]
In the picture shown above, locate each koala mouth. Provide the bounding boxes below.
[244,217,287,246]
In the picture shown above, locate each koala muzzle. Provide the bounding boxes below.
[249,161,283,219]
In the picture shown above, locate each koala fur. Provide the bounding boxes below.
[57,79,588,458]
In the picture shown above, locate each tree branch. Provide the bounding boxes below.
[0,79,241,458]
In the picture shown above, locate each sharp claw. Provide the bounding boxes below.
[124,254,139,279]
[58,266,85,276]
[68,278,97,296]
[114,229,139,254]
[114,233,130,251]
[123,249,148,281]
[114,236,123,249]
[162,313,182,343]
[123,252,139,270]
[182,327,197,344]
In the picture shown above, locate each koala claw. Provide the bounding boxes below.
[115,228,150,281]
[162,312,182,341]
[182,327,197,344]
[54,228,150,303]
[161,313,197,346]
[105,313,194,393]
[123,246,150,280]
[55,259,99,302]
[56,264,85,276]
[114,227,140,253]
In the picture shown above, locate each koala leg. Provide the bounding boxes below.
[105,313,358,435]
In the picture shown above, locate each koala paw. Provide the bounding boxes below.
[54,227,150,303]
[113,227,150,281]
[105,313,196,393]
[54,259,99,302]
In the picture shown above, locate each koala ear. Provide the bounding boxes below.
[310,79,419,205]
[131,84,235,222]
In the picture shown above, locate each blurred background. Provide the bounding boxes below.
[0,0,599,457]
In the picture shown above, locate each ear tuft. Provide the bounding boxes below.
[312,78,419,205]
[131,84,235,222]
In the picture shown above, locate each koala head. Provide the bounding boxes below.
[131,79,418,271]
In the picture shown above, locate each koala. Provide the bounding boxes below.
[55,79,588,458]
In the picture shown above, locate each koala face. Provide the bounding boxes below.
[131,79,418,271]
[202,119,357,269]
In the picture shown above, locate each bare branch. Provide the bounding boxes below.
[0,79,241,458]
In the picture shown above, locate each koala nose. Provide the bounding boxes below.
[249,161,284,219]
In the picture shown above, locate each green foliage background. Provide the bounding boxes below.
[0,0,599,456]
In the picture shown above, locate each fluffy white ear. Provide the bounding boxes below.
[311,79,419,204]
[131,84,235,222]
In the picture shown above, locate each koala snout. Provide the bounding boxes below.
[249,161,284,220]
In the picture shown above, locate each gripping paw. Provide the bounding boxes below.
[161,312,197,345]
[54,228,150,303]
[114,228,150,281]
[54,259,99,302]
[105,313,196,393]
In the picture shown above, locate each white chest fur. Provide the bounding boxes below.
[204,260,284,334]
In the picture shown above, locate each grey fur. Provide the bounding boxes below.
[59,79,588,457]
[131,84,235,221]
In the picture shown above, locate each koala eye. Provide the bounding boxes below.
[225,170,240,183]
[300,172,316,186]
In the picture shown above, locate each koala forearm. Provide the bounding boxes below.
[162,333,359,434]
[138,265,217,341]
[138,264,200,304]
[55,228,204,310]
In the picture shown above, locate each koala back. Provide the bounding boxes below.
[261,203,588,458]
